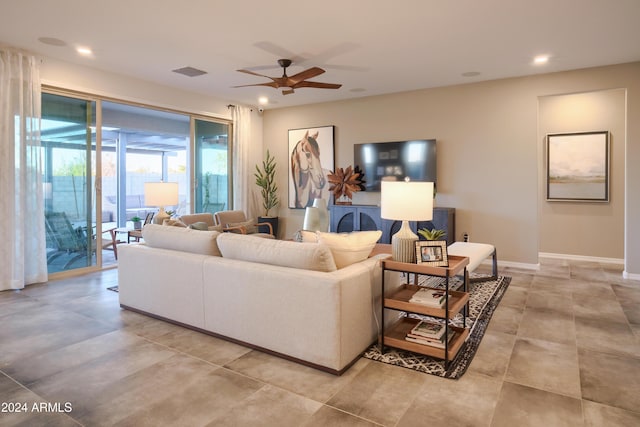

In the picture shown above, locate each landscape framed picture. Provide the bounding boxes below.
[288,125,335,209]
[416,241,449,267]
[546,131,610,202]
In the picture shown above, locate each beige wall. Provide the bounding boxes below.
[538,90,626,259]
[41,57,232,119]
[263,62,640,274]
[37,55,640,275]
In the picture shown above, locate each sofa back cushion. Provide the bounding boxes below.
[217,232,337,272]
[317,230,382,269]
[142,224,222,256]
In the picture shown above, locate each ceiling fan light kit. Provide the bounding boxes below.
[234,58,342,95]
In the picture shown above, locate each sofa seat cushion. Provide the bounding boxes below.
[317,230,382,269]
[142,223,222,256]
[217,232,337,272]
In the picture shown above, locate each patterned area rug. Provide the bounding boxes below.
[363,274,511,379]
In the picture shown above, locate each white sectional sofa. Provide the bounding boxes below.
[118,225,396,375]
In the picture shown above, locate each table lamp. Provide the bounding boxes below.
[381,179,434,263]
[144,182,179,225]
[303,198,329,231]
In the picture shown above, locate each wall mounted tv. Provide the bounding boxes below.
[354,139,436,191]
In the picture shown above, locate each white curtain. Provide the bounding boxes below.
[0,48,47,290]
[231,105,260,218]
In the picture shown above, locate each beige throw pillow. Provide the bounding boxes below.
[316,230,382,269]
[188,221,209,231]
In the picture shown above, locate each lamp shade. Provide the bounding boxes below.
[381,180,434,263]
[380,181,433,221]
[144,182,179,207]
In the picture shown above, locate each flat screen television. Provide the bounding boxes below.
[354,139,436,191]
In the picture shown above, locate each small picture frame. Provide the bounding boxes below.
[416,241,449,267]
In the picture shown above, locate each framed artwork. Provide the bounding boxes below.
[288,125,335,209]
[546,131,610,202]
[416,241,449,267]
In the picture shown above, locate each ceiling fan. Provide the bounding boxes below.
[233,59,342,95]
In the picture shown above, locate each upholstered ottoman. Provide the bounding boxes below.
[447,242,497,283]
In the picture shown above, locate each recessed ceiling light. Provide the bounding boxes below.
[76,46,93,56]
[258,96,269,105]
[461,71,481,77]
[534,55,549,65]
[38,37,66,47]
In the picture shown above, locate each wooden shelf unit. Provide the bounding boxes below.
[384,286,469,318]
[380,254,470,369]
[384,318,469,360]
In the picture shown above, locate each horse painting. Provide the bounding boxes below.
[291,130,328,208]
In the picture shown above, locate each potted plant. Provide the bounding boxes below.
[418,227,447,241]
[131,216,142,230]
[254,150,280,236]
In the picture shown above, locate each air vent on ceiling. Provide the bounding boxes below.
[172,66,208,77]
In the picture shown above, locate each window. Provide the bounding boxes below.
[42,90,231,274]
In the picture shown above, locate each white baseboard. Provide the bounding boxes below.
[496,260,540,271]
[539,252,624,265]
[623,271,640,280]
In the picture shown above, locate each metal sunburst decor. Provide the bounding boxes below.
[328,165,363,205]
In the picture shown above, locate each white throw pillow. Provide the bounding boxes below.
[142,224,222,256]
[217,232,337,272]
[316,230,382,269]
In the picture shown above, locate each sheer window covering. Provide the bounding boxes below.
[231,105,260,218]
[0,48,47,290]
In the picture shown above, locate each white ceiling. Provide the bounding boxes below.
[1,0,639,109]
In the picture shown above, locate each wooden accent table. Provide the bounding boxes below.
[380,254,470,369]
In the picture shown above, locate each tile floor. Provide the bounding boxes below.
[1,259,639,426]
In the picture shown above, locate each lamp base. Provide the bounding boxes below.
[153,207,169,225]
[391,220,418,263]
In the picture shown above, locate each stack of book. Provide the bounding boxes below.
[405,320,456,349]
[409,288,448,308]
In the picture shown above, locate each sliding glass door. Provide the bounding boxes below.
[41,90,232,275]
[194,118,230,214]
[101,101,190,227]
[42,93,97,274]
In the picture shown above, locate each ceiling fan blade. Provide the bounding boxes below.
[293,81,342,89]
[236,69,275,79]
[252,42,305,64]
[231,82,279,89]
[288,67,325,83]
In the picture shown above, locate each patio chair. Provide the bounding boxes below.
[45,211,97,268]
[127,211,154,244]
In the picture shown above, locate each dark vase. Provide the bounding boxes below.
[258,216,279,237]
